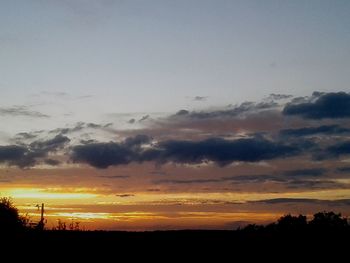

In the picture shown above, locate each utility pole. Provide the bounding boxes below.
[36,203,45,230]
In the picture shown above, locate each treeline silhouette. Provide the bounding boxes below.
[1,197,349,256]
[1,197,348,233]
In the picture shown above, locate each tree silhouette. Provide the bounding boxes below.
[0,197,28,232]
[276,214,307,231]
[310,211,348,229]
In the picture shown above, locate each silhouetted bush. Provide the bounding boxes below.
[309,211,348,229]
[0,197,28,233]
[276,214,307,231]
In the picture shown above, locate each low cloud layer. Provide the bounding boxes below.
[280,125,350,137]
[0,135,69,168]
[0,105,49,118]
[71,136,304,169]
[283,92,350,119]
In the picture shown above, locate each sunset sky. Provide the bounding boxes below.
[1,0,350,230]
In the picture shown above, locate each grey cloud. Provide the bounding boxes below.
[71,135,303,169]
[253,198,350,206]
[14,132,39,140]
[193,96,208,101]
[0,106,49,118]
[30,134,70,153]
[171,101,278,120]
[326,141,350,158]
[283,92,350,119]
[139,115,150,122]
[336,166,350,173]
[0,135,70,168]
[115,194,135,198]
[98,175,130,179]
[50,122,113,135]
[44,159,61,166]
[141,137,302,166]
[280,125,350,137]
[267,93,293,101]
[281,168,327,177]
[0,145,28,166]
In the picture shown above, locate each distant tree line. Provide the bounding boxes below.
[238,211,349,236]
[0,197,349,234]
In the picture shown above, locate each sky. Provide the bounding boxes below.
[1,0,350,230]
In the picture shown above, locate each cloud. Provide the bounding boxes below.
[281,168,327,177]
[49,122,112,135]
[155,178,223,184]
[40,91,68,97]
[115,194,135,198]
[30,134,70,153]
[171,101,278,120]
[154,175,283,185]
[0,135,70,168]
[71,135,304,169]
[98,175,130,179]
[279,125,350,137]
[0,145,28,166]
[193,96,208,101]
[71,142,136,169]
[283,92,350,119]
[142,137,303,166]
[326,141,350,158]
[71,135,151,169]
[267,93,293,101]
[336,166,350,173]
[139,115,150,122]
[14,132,40,140]
[156,169,327,186]
[0,106,49,118]
[44,159,61,166]
[123,134,151,148]
[253,198,350,206]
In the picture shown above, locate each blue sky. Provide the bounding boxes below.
[1,1,350,230]
[1,0,349,117]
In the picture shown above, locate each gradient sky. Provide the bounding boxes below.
[1,0,350,230]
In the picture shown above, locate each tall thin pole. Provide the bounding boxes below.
[40,203,44,223]
[36,203,45,230]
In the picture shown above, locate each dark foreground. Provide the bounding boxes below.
[4,228,350,259]
[1,206,349,258]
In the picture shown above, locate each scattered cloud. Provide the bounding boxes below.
[0,145,28,166]
[0,106,49,118]
[336,166,350,173]
[71,134,309,169]
[193,96,208,101]
[71,135,151,169]
[171,101,278,120]
[44,159,61,166]
[283,92,350,119]
[280,125,350,137]
[251,198,350,206]
[115,194,135,198]
[281,168,327,177]
[49,122,113,135]
[266,93,293,101]
[141,137,304,166]
[98,175,130,179]
[0,135,70,168]
[139,115,150,122]
[326,141,350,158]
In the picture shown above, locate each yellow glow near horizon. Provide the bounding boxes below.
[1,188,97,200]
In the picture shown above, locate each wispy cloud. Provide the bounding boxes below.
[0,106,49,118]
